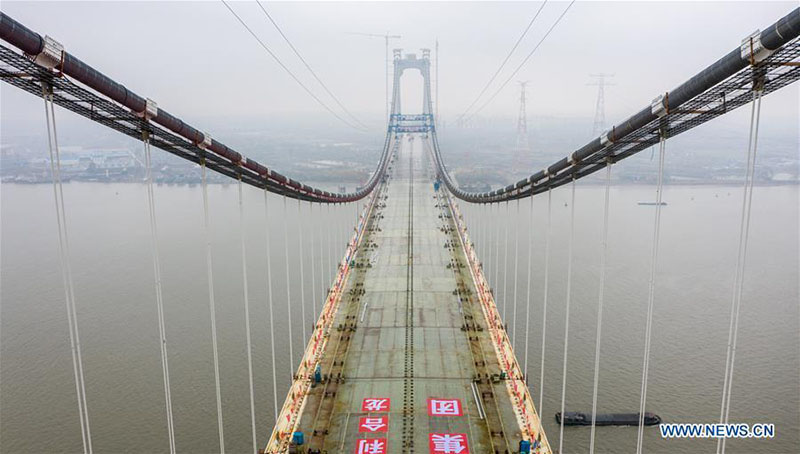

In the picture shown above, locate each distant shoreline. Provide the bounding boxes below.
[2,180,797,187]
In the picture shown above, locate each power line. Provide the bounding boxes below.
[255,1,368,129]
[220,0,366,131]
[467,0,576,120]
[456,0,548,122]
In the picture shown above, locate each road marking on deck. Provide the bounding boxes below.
[361,397,390,412]
[355,437,387,454]
[358,415,388,433]
[428,398,464,416]
[429,433,470,454]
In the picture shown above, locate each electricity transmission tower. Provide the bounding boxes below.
[515,81,529,150]
[513,81,530,168]
[588,73,615,136]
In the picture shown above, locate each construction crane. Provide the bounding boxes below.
[346,32,401,126]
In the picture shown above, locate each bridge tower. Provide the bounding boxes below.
[391,48,434,118]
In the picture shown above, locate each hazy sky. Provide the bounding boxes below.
[1,1,798,132]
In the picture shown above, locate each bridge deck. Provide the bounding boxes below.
[273,135,549,453]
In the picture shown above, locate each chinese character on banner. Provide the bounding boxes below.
[427,398,463,416]
[358,416,388,433]
[429,433,470,454]
[361,397,390,412]
[355,438,387,454]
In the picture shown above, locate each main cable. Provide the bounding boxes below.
[456,0,549,122]
[468,0,576,120]
[220,0,366,132]
[255,1,367,129]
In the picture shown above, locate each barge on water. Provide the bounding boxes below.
[556,412,661,426]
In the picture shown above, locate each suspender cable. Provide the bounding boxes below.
[538,187,552,413]
[636,134,667,454]
[297,200,307,346]
[337,204,343,269]
[502,201,510,319]
[524,194,534,379]
[282,196,294,373]
[718,87,764,454]
[493,203,501,309]
[237,178,258,454]
[589,162,612,454]
[43,86,92,454]
[200,160,225,453]
[478,204,485,261]
[512,199,520,346]
[310,203,318,322]
[143,135,176,454]
[319,209,326,307]
[327,204,333,287]
[263,190,279,422]
[558,178,576,454]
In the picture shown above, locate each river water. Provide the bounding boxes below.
[1,182,797,453]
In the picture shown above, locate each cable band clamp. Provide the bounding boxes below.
[740,30,774,65]
[651,92,669,117]
[568,152,581,166]
[33,35,65,74]
[197,132,212,150]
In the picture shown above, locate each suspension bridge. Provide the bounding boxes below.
[1,5,799,454]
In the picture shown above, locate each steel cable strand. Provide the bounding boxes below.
[718,88,763,454]
[538,188,552,414]
[327,204,333,288]
[558,178,577,453]
[494,203,501,311]
[502,202,510,320]
[512,199,520,346]
[524,194,534,380]
[49,95,93,454]
[143,137,177,454]
[255,0,368,129]
[220,0,366,132]
[589,163,612,454]
[310,203,318,322]
[238,178,258,454]
[263,190,279,422]
[283,195,294,373]
[297,199,307,347]
[201,161,226,453]
[456,0,550,122]
[635,136,667,454]
[43,87,92,454]
[319,209,326,313]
